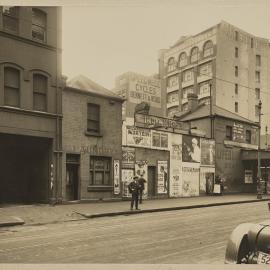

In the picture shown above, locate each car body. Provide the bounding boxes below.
[225,219,270,264]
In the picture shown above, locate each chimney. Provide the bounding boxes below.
[187,93,198,111]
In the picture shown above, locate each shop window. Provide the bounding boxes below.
[256,55,261,66]
[179,52,187,67]
[33,74,47,111]
[182,69,194,82]
[2,6,19,33]
[152,132,168,148]
[32,8,47,42]
[190,47,199,63]
[246,130,251,144]
[226,126,232,140]
[203,40,213,57]
[87,103,100,133]
[89,156,111,185]
[167,57,176,72]
[4,67,20,107]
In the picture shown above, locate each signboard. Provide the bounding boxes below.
[126,126,151,148]
[135,161,148,197]
[122,169,134,198]
[169,133,182,197]
[157,161,168,194]
[135,113,190,131]
[182,165,200,197]
[113,160,120,194]
[233,122,244,142]
[244,170,253,184]
[129,74,161,108]
[182,135,201,163]
[122,147,135,168]
[201,139,215,166]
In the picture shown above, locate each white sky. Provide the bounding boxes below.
[61,0,270,89]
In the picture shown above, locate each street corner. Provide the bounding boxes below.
[0,216,25,227]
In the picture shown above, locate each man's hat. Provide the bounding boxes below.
[133,176,139,180]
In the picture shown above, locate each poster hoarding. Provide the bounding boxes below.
[122,147,135,168]
[157,161,168,194]
[126,126,151,148]
[182,135,201,163]
[113,160,120,194]
[182,163,200,197]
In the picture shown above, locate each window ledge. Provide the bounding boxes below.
[87,185,113,192]
[85,131,103,137]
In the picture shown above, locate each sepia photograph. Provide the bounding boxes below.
[0,0,270,266]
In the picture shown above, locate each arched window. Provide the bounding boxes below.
[33,74,48,111]
[168,57,176,72]
[179,52,187,67]
[190,47,199,63]
[32,8,47,42]
[4,67,20,107]
[203,40,214,57]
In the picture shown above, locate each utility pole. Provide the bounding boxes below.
[209,83,213,139]
[265,126,268,149]
[257,100,262,199]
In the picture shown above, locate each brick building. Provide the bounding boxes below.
[159,21,270,134]
[0,6,62,203]
[62,75,124,201]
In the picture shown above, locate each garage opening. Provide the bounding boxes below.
[0,133,51,204]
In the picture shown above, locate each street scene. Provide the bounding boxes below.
[1,0,270,265]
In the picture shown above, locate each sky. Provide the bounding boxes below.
[62,0,269,89]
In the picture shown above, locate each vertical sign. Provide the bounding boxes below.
[113,160,120,194]
[169,133,182,197]
[122,169,134,198]
[157,161,168,194]
[135,161,148,197]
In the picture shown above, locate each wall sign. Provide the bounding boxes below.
[122,147,135,168]
[126,126,151,148]
[157,161,168,194]
[113,160,120,194]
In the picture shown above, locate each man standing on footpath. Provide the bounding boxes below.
[138,176,146,204]
[128,176,140,210]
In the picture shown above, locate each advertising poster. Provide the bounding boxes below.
[135,161,148,197]
[121,169,134,198]
[126,126,151,148]
[157,161,168,194]
[113,160,120,194]
[122,147,135,169]
[169,133,182,197]
[244,170,253,184]
[201,139,215,166]
[182,163,200,197]
[182,135,201,163]
[200,167,215,194]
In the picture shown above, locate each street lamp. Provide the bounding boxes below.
[257,100,262,199]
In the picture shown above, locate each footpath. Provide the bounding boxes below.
[0,194,269,228]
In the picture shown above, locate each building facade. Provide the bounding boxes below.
[62,75,124,201]
[0,6,62,203]
[159,21,270,134]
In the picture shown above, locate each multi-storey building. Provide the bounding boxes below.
[159,21,270,133]
[0,6,62,203]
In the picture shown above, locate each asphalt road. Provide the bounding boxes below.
[0,201,269,263]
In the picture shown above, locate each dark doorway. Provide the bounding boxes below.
[66,154,80,201]
[147,166,156,198]
[0,133,50,204]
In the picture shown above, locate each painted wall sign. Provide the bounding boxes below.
[157,161,168,194]
[126,126,151,148]
[201,139,215,166]
[122,147,135,168]
[113,160,120,194]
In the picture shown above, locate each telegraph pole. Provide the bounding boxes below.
[257,100,262,199]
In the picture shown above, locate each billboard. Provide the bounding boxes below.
[182,135,201,163]
[157,161,168,194]
[201,139,215,166]
[126,126,151,148]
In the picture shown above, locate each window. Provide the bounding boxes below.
[255,105,260,117]
[235,47,238,58]
[179,52,187,67]
[87,103,100,133]
[246,130,251,144]
[235,84,238,95]
[199,62,212,76]
[255,71,260,83]
[182,87,194,99]
[167,91,179,104]
[89,156,111,185]
[235,66,238,77]
[226,126,233,140]
[32,8,47,42]
[167,75,178,87]
[33,74,47,111]
[255,88,260,99]
[182,103,188,111]
[4,67,20,107]
[152,132,168,148]
[190,47,199,63]
[203,41,214,57]
[2,6,19,33]
[235,31,238,41]
[167,57,176,72]
[235,102,238,113]
[256,55,261,66]
[182,69,194,82]
[199,82,210,96]
[251,38,254,48]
